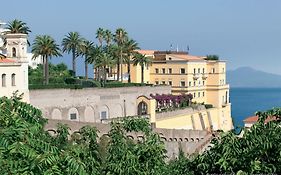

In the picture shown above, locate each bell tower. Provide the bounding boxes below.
[5,33,28,62]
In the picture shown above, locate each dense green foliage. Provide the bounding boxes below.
[205,54,219,60]
[1,95,281,174]
[31,35,62,84]
[29,63,71,85]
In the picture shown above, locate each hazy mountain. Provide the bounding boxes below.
[227,67,281,87]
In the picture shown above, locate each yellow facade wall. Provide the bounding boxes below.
[155,106,233,132]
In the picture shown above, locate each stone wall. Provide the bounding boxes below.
[29,86,170,122]
[45,119,213,159]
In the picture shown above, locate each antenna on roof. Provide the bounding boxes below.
[187,45,190,53]
[170,44,173,51]
[176,44,179,52]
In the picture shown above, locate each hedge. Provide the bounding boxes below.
[29,84,82,90]
[104,82,149,88]
[205,104,213,109]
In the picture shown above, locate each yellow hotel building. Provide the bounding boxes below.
[116,50,233,131]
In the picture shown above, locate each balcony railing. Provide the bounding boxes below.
[202,73,208,80]
[193,73,200,80]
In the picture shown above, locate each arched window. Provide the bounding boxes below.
[12,47,16,57]
[137,101,148,115]
[11,73,16,86]
[2,74,6,87]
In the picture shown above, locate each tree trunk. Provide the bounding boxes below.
[127,62,131,83]
[120,49,123,82]
[85,60,88,80]
[103,65,106,86]
[42,56,46,84]
[117,58,120,81]
[45,57,49,85]
[72,49,76,77]
[141,65,144,83]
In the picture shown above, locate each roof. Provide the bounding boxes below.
[0,58,16,63]
[168,54,205,61]
[243,115,278,123]
[135,50,155,55]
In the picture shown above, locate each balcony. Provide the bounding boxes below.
[193,73,200,80]
[202,73,208,80]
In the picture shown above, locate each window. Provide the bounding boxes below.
[222,68,225,73]
[155,68,159,74]
[168,81,172,86]
[203,81,205,86]
[198,81,201,85]
[100,111,107,120]
[168,68,172,74]
[203,68,205,74]
[2,74,6,87]
[12,47,16,57]
[198,92,200,97]
[138,101,148,115]
[193,81,196,86]
[203,92,205,97]
[180,81,185,87]
[180,68,185,74]
[189,81,191,86]
[193,93,196,98]
[193,68,196,74]
[212,68,215,73]
[169,57,172,60]
[162,81,165,84]
[11,74,16,86]
[155,81,159,85]
[198,68,200,73]
[162,68,165,74]
[70,113,77,120]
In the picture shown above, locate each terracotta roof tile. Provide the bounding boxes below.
[243,115,278,123]
[135,50,155,55]
[168,54,204,61]
[0,58,15,63]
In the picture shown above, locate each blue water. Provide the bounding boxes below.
[230,88,281,128]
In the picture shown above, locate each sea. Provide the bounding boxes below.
[230,88,281,128]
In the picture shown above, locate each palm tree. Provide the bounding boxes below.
[96,28,105,47]
[86,45,102,80]
[133,53,152,83]
[114,28,127,82]
[6,19,31,34]
[31,35,61,84]
[95,52,114,86]
[124,38,139,83]
[104,29,113,46]
[79,40,94,80]
[62,32,84,77]
[5,19,31,45]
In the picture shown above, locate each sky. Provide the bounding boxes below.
[1,0,281,76]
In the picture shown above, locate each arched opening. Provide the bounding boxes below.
[11,73,16,86]
[100,105,109,122]
[52,108,62,120]
[137,101,148,115]
[84,106,95,122]
[1,74,6,87]
[12,47,16,57]
[68,107,79,121]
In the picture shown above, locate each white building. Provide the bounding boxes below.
[0,34,29,102]
[0,20,42,68]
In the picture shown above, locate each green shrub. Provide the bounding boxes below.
[205,104,213,109]
[82,80,101,88]
[49,77,65,84]
[64,77,80,84]
[29,84,82,89]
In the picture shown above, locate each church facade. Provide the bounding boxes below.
[0,34,29,102]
